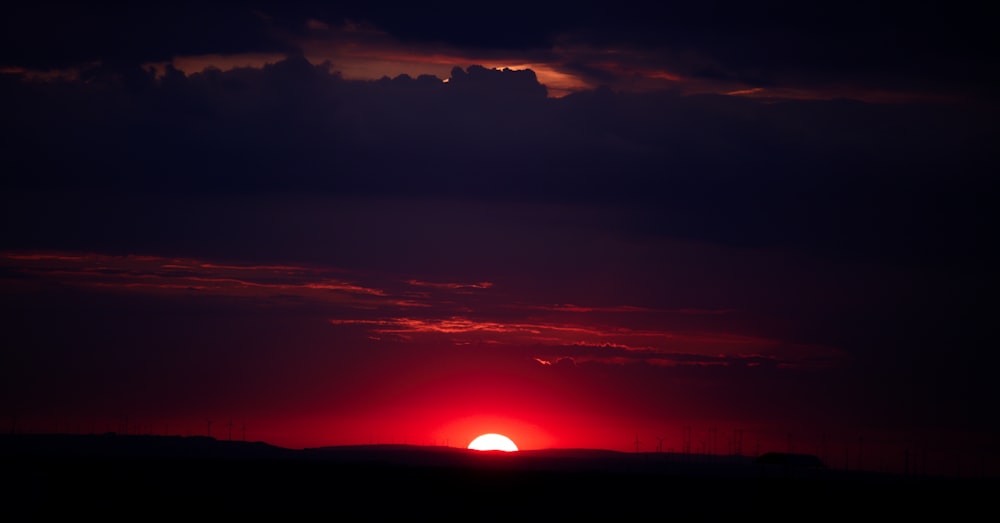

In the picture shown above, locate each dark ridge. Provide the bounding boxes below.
[0,432,293,460]
[2,434,994,518]
[754,452,827,468]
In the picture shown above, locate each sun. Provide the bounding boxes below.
[468,433,519,452]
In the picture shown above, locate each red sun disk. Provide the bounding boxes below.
[468,433,519,451]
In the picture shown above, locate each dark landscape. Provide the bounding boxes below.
[2,433,994,519]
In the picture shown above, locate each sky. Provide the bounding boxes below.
[1,2,997,475]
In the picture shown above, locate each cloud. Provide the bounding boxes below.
[0,251,390,306]
[407,280,494,290]
[291,3,997,101]
[327,315,846,369]
[518,304,735,315]
[1,54,995,270]
[7,3,993,102]
[2,248,847,370]
[446,64,548,99]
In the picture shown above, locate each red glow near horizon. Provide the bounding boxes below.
[3,248,960,475]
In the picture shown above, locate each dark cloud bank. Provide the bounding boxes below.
[2,58,994,264]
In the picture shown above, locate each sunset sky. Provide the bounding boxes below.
[1,2,996,475]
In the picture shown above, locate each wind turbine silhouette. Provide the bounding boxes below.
[655,436,664,453]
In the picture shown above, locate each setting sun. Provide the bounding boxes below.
[468,433,519,452]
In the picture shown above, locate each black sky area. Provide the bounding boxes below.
[1,2,997,467]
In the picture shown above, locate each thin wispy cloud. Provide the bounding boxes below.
[328,315,844,369]
[1,250,843,370]
[406,279,494,290]
[0,251,387,303]
[521,304,736,315]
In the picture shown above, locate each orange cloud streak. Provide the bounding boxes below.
[328,315,844,368]
[0,251,387,303]
[1,250,846,370]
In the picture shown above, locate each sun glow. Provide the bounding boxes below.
[468,433,519,452]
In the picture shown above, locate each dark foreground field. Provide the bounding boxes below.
[2,434,994,520]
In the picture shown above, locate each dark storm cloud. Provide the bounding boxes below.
[292,1,997,99]
[1,57,995,268]
[562,2,997,96]
[4,2,995,101]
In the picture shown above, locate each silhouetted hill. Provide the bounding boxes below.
[2,434,995,520]
[0,432,293,460]
[755,451,827,468]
